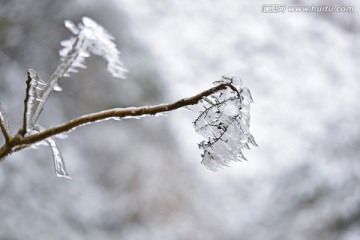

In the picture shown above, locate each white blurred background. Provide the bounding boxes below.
[0,0,359,239]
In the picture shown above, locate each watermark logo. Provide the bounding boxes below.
[262,4,286,13]
[261,4,354,13]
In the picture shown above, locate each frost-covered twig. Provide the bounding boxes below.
[0,82,233,160]
[32,17,127,124]
[3,17,128,177]
[0,17,257,178]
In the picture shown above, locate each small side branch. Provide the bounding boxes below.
[0,122,11,143]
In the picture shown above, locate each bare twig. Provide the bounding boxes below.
[0,122,11,143]
[0,83,234,161]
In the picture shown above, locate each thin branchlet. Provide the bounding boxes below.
[0,123,10,143]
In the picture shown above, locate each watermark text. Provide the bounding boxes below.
[261,4,354,13]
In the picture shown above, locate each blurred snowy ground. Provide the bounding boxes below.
[0,0,359,239]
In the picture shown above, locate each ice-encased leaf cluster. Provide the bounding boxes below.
[194,76,257,171]
[60,17,128,79]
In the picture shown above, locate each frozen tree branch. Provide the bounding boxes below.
[0,82,233,158]
[0,17,257,178]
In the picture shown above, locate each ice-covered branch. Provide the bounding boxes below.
[0,82,232,161]
[0,77,256,174]
[0,17,258,178]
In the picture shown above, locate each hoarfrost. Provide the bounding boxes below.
[60,17,128,79]
[31,17,128,128]
[193,76,257,171]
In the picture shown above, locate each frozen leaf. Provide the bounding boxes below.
[193,76,257,171]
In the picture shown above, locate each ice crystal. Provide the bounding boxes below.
[193,76,257,171]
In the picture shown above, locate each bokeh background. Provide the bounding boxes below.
[0,0,359,239]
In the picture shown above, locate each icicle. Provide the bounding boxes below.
[47,138,71,179]
[29,125,71,178]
